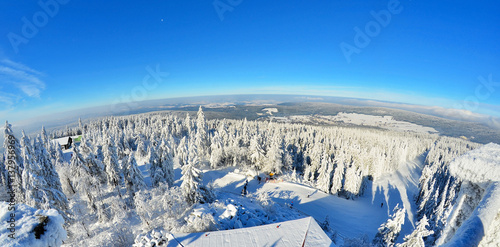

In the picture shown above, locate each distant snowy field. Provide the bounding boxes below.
[289,113,439,134]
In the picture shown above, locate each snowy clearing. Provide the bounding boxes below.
[262,108,278,115]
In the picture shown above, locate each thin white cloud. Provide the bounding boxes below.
[0,91,20,105]
[0,59,44,76]
[0,59,46,101]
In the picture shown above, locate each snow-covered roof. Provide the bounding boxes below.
[51,135,81,146]
[168,217,334,247]
[52,136,72,146]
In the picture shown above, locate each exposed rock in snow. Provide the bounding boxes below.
[0,202,66,247]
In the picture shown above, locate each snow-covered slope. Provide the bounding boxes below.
[372,156,424,228]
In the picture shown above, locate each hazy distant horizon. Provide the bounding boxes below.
[6,93,499,140]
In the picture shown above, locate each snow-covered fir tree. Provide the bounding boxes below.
[210,131,225,169]
[123,152,146,198]
[185,113,192,136]
[316,152,333,193]
[67,146,102,215]
[373,204,406,247]
[136,138,147,158]
[180,147,202,205]
[176,136,189,166]
[79,136,107,184]
[158,139,175,186]
[330,154,345,196]
[103,137,123,192]
[20,131,41,207]
[32,134,68,214]
[148,145,164,187]
[195,106,208,160]
[397,215,433,247]
[249,134,265,170]
[263,134,283,174]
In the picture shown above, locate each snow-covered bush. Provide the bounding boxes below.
[133,229,170,247]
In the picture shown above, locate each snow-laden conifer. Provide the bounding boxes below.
[103,137,123,190]
[180,146,202,205]
[397,215,433,247]
[195,106,208,159]
[124,152,146,196]
[264,135,283,174]
[158,139,175,186]
[148,145,164,187]
[373,204,406,247]
[316,152,333,193]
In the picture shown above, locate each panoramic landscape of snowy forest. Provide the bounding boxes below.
[1,105,500,246]
[1,0,500,246]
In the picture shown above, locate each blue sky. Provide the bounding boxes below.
[1,0,499,123]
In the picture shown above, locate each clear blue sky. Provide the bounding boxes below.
[1,0,499,123]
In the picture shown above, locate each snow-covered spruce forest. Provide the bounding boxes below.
[1,107,497,246]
